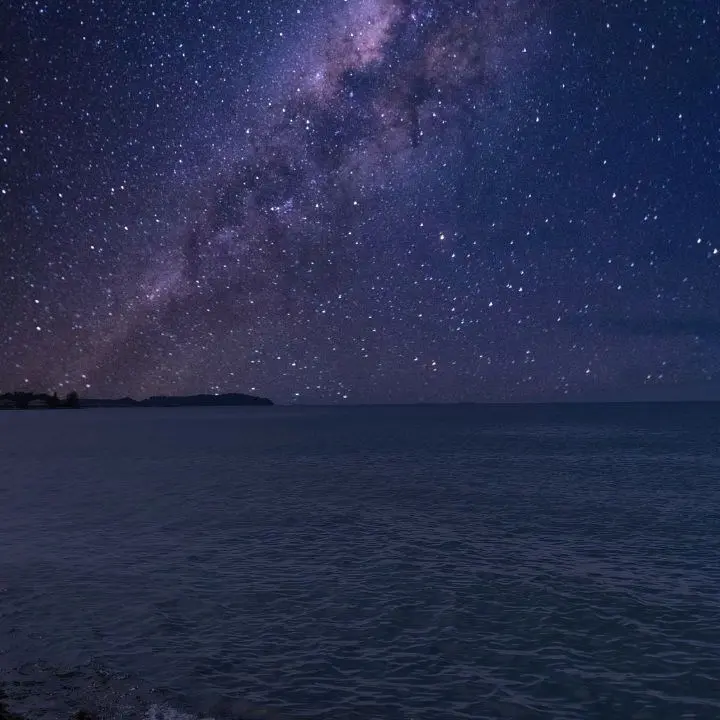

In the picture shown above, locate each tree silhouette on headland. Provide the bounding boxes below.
[0,390,81,409]
[11,392,34,409]
[65,391,80,409]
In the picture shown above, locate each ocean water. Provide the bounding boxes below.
[1,403,719,719]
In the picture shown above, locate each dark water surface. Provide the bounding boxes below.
[1,403,719,719]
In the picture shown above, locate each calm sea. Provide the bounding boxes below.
[1,403,719,719]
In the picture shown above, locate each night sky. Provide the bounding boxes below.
[2,0,719,404]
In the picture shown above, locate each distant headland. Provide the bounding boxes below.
[0,391,273,409]
[0,391,80,409]
[85,392,274,407]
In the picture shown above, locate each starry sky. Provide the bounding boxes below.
[1,0,719,404]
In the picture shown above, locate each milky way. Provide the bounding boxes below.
[181,1,542,292]
[2,0,719,402]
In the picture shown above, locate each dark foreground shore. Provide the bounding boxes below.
[0,686,286,720]
[0,693,94,720]
[0,697,22,720]
[0,706,95,720]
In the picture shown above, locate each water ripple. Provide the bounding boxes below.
[1,405,719,719]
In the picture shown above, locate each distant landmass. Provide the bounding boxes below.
[81,392,273,408]
[1,391,273,409]
[0,391,80,409]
